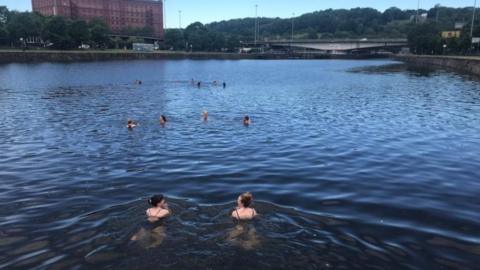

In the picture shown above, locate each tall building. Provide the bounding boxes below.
[32,0,164,39]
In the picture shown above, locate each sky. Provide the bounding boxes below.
[0,0,475,28]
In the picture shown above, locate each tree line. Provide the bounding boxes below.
[2,5,480,54]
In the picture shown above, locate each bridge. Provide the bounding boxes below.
[242,38,408,53]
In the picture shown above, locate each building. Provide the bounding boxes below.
[32,0,164,39]
[441,31,461,39]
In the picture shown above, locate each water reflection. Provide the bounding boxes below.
[131,225,167,249]
[227,223,261,250]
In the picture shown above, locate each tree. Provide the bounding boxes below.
[0,6,8,24]
[307,27,318,39]
[225,35,240,52]
[89,18,109,48]
[164,29,185,50]
[0,6,7,45]
[407,22,442,54]
[68,20,90,47]
[43,16,73,49]
[6,11,43,41]
[185,22,209,51]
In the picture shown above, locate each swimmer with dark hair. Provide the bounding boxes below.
[146,194,170,222]
[223,82,226,88]
[127,119,137,129]
[232,192,257,220]
[243,116,251,126]
[160,115,167,125]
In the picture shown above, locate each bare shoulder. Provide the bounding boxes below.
[158,208,170,218]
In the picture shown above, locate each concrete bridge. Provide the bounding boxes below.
[243,38,408,52]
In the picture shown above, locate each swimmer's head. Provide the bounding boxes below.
[238,192,253,208]
[149,194,165,207]
[244,116,250,121]
[160,115,167,123]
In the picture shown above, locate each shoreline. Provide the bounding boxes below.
[394,54,480,77]
[0,50,390,63]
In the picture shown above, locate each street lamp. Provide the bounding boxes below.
[178,10,182,29]
[415,0,420,24]
[471,0,477,38]
[291,13,295,43]
[254,5,258,47]
[163,0,166,29]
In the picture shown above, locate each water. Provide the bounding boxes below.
[0,59,479,270]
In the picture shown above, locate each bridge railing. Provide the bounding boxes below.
[242,38,408,45]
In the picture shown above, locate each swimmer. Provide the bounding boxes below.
[146,194,170,222]
[243,116,251,126]
[203,111,209,121]
[197,81,201,88]
[213,80,218,86]
[223,82,226,88]
[160,115,167,125]
[127,119,137,129]
[231,192,257,220]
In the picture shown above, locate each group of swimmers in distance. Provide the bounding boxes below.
[127,113,251,129]
[144,192,257,222]
[190,79,227,89]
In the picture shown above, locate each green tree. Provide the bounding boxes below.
[68,20,90,47]
[185,22,209,51]
[306,27,318,39]
[43,16,73,49]
[89,18,109,48]
[0,6,7,45]
[0,6,8,24]
[225,35,240,52]
[6,11,43,41]
[407,22,442,54]
[164,29,185,50]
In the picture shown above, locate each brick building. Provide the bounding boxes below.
[32,0,164,39]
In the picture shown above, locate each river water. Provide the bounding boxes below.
[0,59,479,269]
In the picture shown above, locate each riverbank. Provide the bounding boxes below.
[0,49,389,63]
[394,54,480,77]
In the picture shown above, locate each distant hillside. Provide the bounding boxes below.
[205,6,476,40]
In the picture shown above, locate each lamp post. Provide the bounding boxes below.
[163,0,166,29]
[254,4,258,47]
[291,13,295,43]
[178,10,182,29]
[415,0,420,24]
[471,0,477,39]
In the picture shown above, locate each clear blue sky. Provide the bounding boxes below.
[1,0,475,28]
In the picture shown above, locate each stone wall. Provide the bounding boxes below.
[395,55,480,76]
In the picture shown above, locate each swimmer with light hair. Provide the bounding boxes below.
[203,111,209,121]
